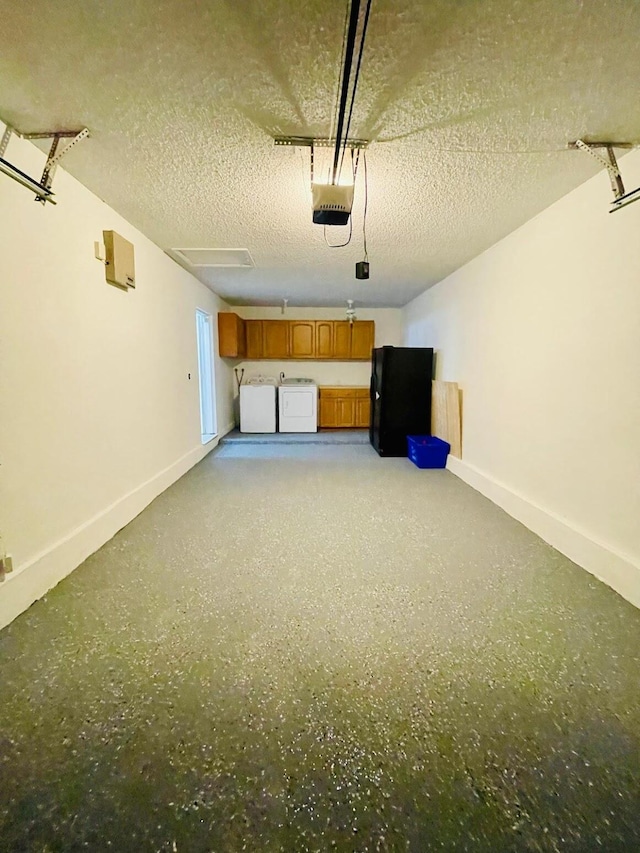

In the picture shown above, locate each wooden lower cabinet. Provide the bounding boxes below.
[337,398,355,426]
[319,387,370,428]
[355,397,370,428]
[319,397,337,427]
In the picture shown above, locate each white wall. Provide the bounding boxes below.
[0,127,234,628]
[404,151,640,609]
[233,307,402,390]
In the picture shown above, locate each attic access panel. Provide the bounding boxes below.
[173,248,254,268]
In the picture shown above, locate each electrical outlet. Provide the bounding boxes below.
[0,554,13,573]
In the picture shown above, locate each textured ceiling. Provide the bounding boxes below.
[1,0,640,307]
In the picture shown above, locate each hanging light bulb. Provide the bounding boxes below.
[346,299,356,324]
[281,298,288,315]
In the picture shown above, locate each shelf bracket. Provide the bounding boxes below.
[0,125,12,159]
[0,124,89,205]
[569,138,640,212]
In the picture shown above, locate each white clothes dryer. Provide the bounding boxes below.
[278,379,318,432]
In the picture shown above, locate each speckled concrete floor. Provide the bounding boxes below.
[1,444,639,852]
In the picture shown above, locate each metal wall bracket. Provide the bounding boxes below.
[569,138,640,212]
[309,142,360,188]
[274,135,369,150]
[0,125,12,158]
[0,124,89,205]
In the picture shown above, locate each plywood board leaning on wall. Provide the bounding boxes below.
[432,380,462,458]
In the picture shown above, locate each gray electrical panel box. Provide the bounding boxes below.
[103,230,135,289]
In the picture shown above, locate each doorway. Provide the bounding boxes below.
[196,309,216,443]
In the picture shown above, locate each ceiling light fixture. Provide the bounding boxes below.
[346,299,356,324]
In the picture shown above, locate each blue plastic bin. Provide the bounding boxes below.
[407,435,450,469]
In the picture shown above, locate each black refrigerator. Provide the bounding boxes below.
[369,346,434,457]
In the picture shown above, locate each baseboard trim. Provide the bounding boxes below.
[446,456,640,610]
[0,425,233,631]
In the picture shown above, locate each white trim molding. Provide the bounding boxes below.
[0,424,234,631]
[447,456,640,611]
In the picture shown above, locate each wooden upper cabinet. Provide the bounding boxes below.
[219,316,376,360]
[315,321,334,358]
[290,321,316,358]
[350,320,375,360]
[217,312,246,358]
[333,322,351,360]
[245,320,263,359]
[263,320,290,358]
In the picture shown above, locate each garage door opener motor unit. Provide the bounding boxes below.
[312,183,354,225]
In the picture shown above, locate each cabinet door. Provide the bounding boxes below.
[290,321,315,358]
[333,322,351,359]
[319,396,338,428]
[315,321,334,358]
[336,398,356,427]
[350,321,375,360]
[355,397,371,428]
[217,312,245,358]
[263,321,289,358]
[245,320,263,359]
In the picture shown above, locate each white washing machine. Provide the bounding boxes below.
[278,378,318,433]
[239,378,277,433]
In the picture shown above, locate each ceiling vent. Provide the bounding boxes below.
[172,248,254,268]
